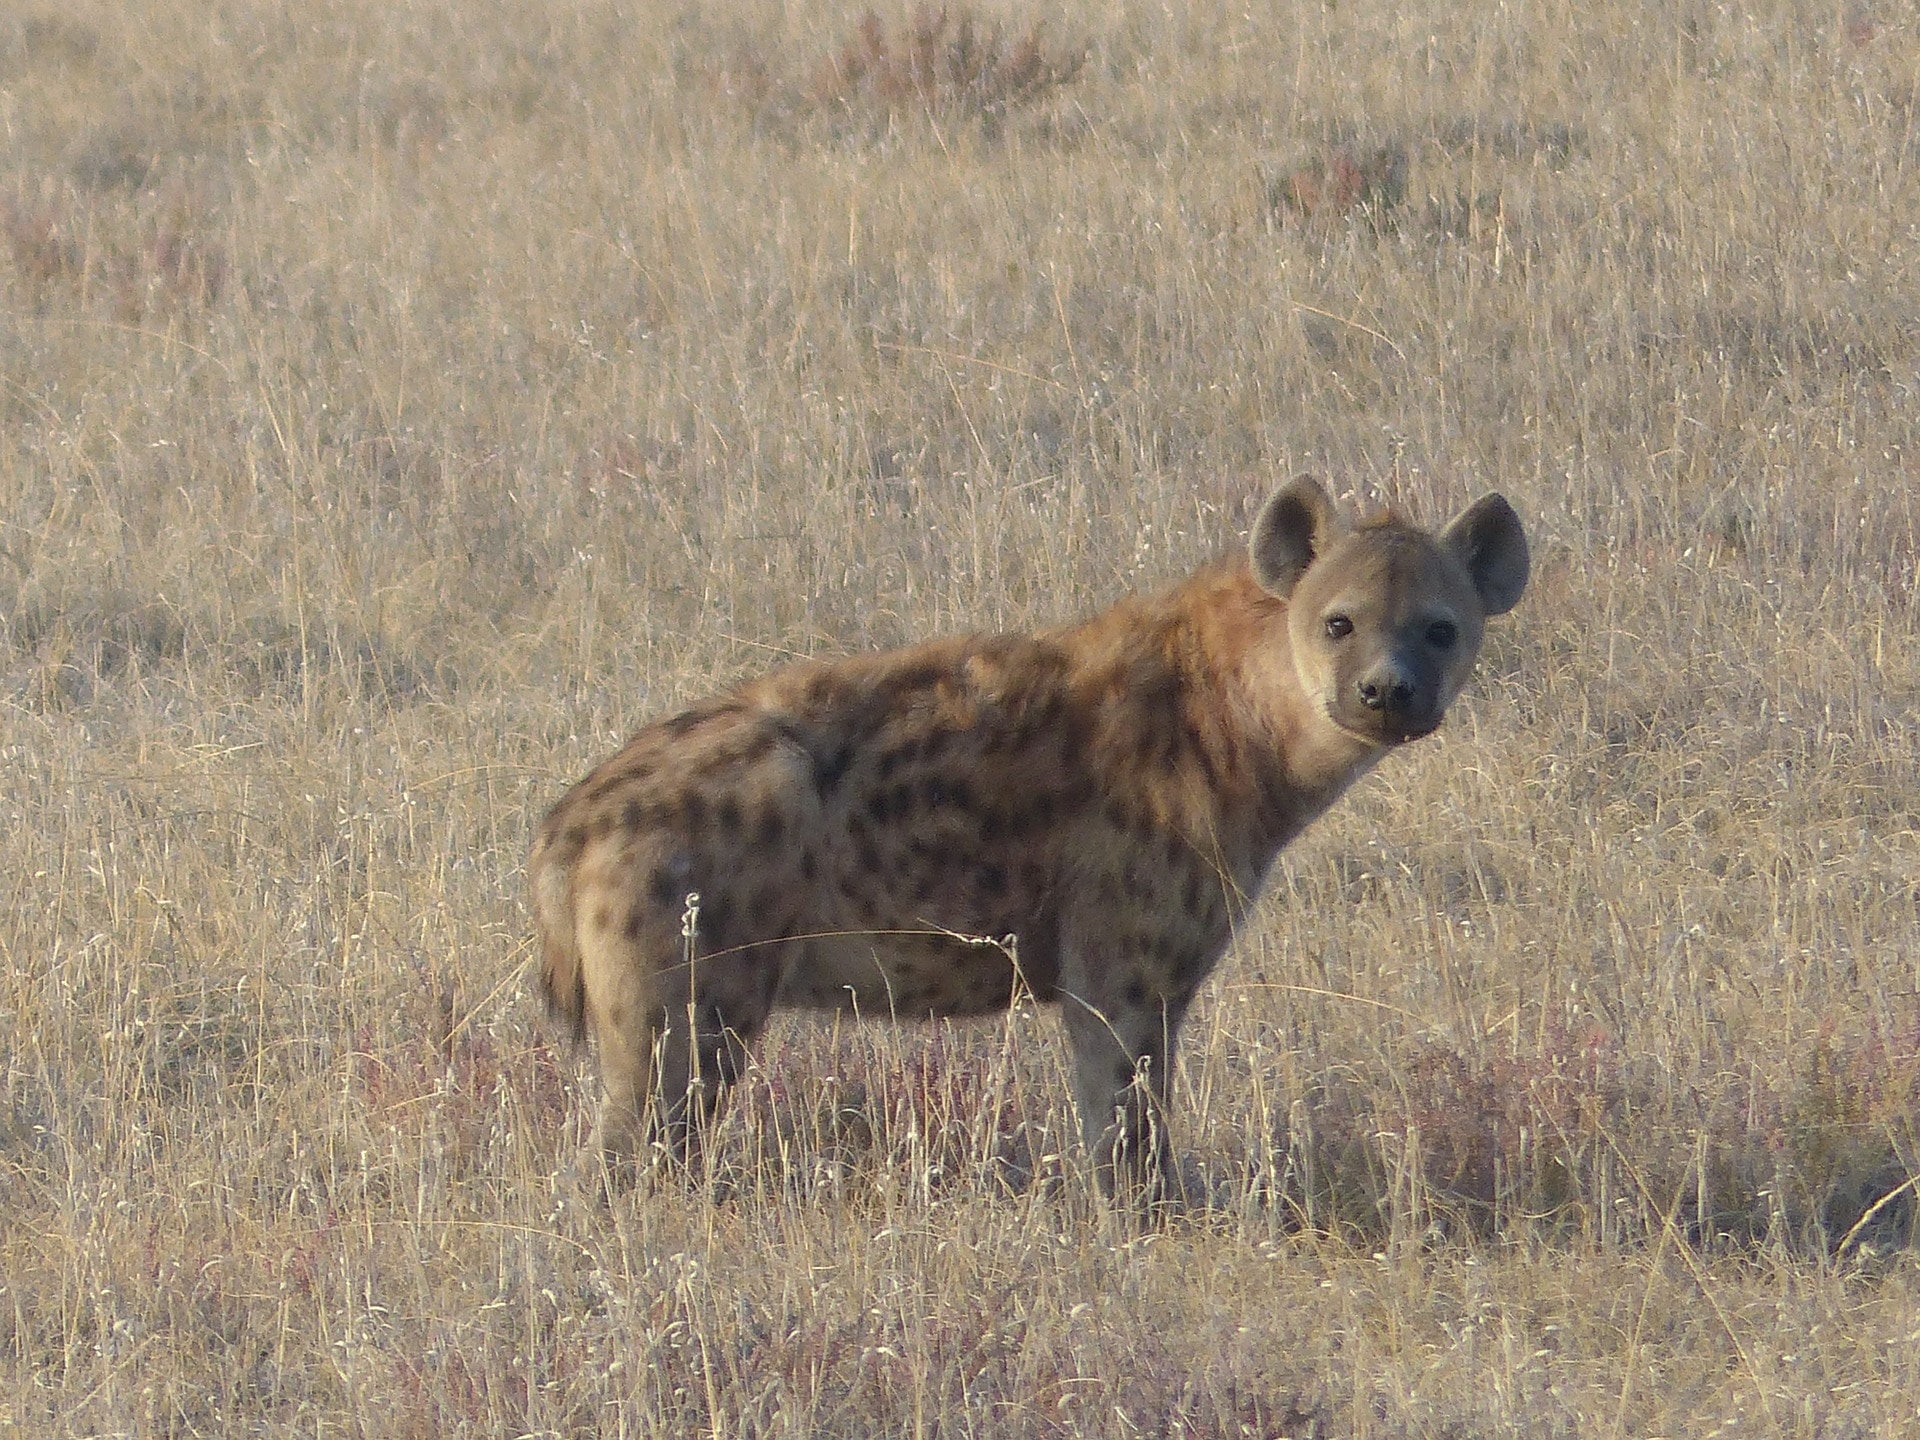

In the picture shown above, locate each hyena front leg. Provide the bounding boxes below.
[1058,940,1195,1212]
[1061,993,1189,1210]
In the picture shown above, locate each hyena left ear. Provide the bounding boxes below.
[1441,494,1530,616]
[1250,475,1341,599]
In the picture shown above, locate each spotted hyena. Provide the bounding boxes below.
[529,477,1528,1202]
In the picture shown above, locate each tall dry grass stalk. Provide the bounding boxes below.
[3,0,1918,1433]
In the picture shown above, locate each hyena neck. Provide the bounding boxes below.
[1173,557,1389,869]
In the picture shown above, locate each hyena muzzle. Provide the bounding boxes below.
[528,476,1528,1206]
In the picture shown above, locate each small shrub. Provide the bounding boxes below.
[0,181,81,288]
[0,176,226,321]
[1268,142,1409,226]
[812,6,1084,121]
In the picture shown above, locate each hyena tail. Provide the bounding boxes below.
[530,831,588,1047]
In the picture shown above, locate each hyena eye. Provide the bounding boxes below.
[1324,614,1353,640]
[1426,620,1458,649]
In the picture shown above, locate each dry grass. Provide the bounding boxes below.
[2,0,1919,1433]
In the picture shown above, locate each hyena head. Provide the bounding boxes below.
[1250,475,1530,746]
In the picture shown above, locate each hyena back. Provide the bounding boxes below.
[529,477,1528,1203]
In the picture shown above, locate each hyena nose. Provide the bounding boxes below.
[1357,670,1414,713]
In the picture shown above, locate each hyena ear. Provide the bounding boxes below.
[1440,494,1530,616]
[1250,475,1341,599]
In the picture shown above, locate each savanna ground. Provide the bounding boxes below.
[1,0,1917,1434]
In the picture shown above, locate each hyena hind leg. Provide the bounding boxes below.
[583,927,779,1186]
[591,997,767,1182]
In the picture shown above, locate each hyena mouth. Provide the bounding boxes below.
[1328,705,1440,746]
[1383,710,1444,744]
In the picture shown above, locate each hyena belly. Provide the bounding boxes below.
[772,934,1048,1018]
[769,709,1072,1017]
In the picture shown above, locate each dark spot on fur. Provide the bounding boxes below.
[851,820,882,875]
[755,806,787,847]
[620,800,645,831]
[976,862,1008,897]
[1182,872,1208,918]
[681,792,708,830]
[563,823,586,850]
[815,741,856,794]
[1140,720,1180,772]
[734,728,775,766]
[592,904,612,931]
[1017,793,1057,833]
[1195,743,1223,794]
[1254,769,1299,836]
[922,776,974,811]
[892,658,952,695]
[649,866,679,907]
[1123,978,1149,1007]
[799,851,818,882]
[625,912,648,940]
[717,797,744,835]
[663,703,741,739]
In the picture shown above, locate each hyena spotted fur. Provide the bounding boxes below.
[529,477,1528,1203]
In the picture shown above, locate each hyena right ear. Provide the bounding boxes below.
[1250,475,1341,599]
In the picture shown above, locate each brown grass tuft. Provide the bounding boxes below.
[1,176,225,320]
[812,6,1085,120]
[1269,141,1410,226]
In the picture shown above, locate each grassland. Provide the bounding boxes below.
[2,0,1918,1434]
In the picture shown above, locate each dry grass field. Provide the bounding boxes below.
[2,0,1918,1433]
